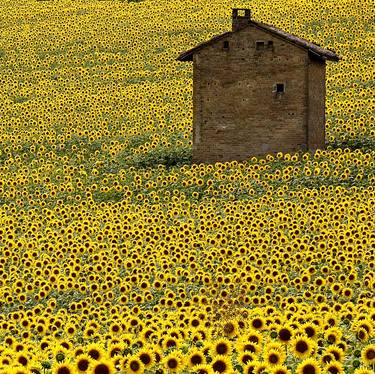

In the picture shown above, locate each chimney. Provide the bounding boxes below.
[232,8,251,32]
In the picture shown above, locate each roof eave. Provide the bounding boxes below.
[251,21,341,62]
[176,53,193,62]
[176,22,341,63]
[176,31,232,62]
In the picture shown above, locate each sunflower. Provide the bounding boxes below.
[28,359,44,374]
[83,326,98,340]
[254,361,269,374]
[151,346,163,365]
[108,343,124,358]
[3,335,15,348]
[87,343,105,361]
[354,319,374,336]
[271,365,292,374]
[353,369,375,374]
[291,335,316,359]
[15,352,29,367]
[162,352,184,373]
[74,347,85,357]
[52,362,75,374]
[238,351,256,366]
[243,361,260,374]
[122,356,144,373]
[222,320,238,338]
[302,323,318,340]
[250,316,266,331]
[320,353,335,366]
[75,354,92,373]
[51,345,69,363]
[88,359,115,374]
[193,364,215,374]
[210,338,232,357]
[324,346,345,363]
[361,344,375,365]
[246,330,263,345]
[322,361,344,374]
[137,348,155,369]
[324,328,342,345]
[162,336,181,350]
[40,338,51,351]
[264,342,286,354]
[210,355,232,373]
[187,348,205,368]
[356,328,369,342]
[64,323,76,336]
[235,339,262,355]
[296,358,321,374]
[277,325,294,344]
[264,349,286,366]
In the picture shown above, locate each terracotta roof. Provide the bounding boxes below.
[176,20,341,62]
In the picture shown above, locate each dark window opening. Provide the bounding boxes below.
[276,83,285,93]
[255,41,265,50]
[256,40,273,51]
[223,41,229,49]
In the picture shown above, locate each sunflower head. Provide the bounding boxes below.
[52,362,75,374]
[353,369,375,374]
[250,316,266,331]
[324,327,342,344]
[243,361,260,374]
[291,335,317,360]
[278,326,294,343]
[238,351,255,365]
[271,365,292,374]
[187,348,205,368]
[88,359,115,374]
[296,358,321,374]
[86,343,105,361]
[162,352,184,373]
[323,361,344,374]
[361,344,375,365]
[264,349,286,366]
[75,354,92,373]
[137,348,155,368]
[192,364,215,374]
[324,345,345,363]
[108,343,124,358]
[222,320,238,338]
[122,356,144,373]
[210,355,232,373]
[210,338,232,357]
[246,330,263,345]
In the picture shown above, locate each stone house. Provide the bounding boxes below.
[176,9,341,164]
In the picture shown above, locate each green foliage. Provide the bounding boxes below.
[12,96,29,104]
[328,137,375,151]
[129,145,192,169]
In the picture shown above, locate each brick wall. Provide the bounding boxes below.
[307,59,326,151]
[192,25,313,164]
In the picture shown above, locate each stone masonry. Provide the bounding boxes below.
[177,9,340,164]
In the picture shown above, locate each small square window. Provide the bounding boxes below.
[268,41,273,48]
[255,41,265,50]
[223,41,229,49]
[276,83,285,93]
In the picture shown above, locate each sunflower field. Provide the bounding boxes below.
[0,0,374,373]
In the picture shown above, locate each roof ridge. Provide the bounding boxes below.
[176,20,340,62]
[250,19,340,59]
